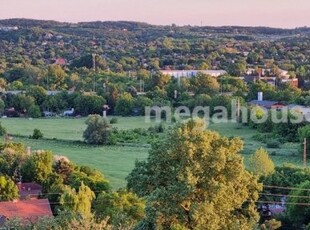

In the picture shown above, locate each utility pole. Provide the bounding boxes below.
[92,53,96,92]
[236,98,240,122]
[304,138,307,168]
[92,53,96,72]
[220,76,223,95]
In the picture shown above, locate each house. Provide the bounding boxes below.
[0,199,53,225]
[17,182,42,200]
[249,92,285,109]
[281,78,298,87]
[249,100,285,110]
[63,108,74,116]
[54,58,67,66]
[160,70,227,78]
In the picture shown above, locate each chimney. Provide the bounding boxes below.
[258,92,263,101]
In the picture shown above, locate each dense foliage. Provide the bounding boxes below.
[127,120,262,229]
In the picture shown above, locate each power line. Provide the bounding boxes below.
[20,190,108,197]
[263,185,310,191]
[257,200,310,206]
[259,193,310,199]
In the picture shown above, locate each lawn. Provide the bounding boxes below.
[0,116,158,141]
[11,137,149,189]
[208,120,303,167]
[0,116,305,189]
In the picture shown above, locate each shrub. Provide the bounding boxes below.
[0,122,7,136]
[32,129,43,139]
[83,115,112,145]
[28,105,41,118]
[110,117,118,124]
[148,123,165,134]
[249,148,275,176]
[266,140,280,149]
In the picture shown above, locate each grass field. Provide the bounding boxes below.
[0,116,157,140]
[11,137,149,189]
[208,121,303,167]
[0,117,305,189]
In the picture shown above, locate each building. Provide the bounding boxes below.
[17,182,42,200]
[249,92,285,110]
[281,78,298,87]
[0,26,18,32]
[160,70,227,78]
[54,58,67,66]
[249,100,285,110]
[0,199,53,225]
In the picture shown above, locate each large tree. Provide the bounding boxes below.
[83,115,112,145]
[127,119,262,229]
[190,72,220,95]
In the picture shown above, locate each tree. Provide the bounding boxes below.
[74,93,106,116]
[260,219,282,230]
[150,72,171,89]
[127,119,262,229]
[0,143,27,177]
[28,105,41,118]
[26,85,47,108]
[60,182,95,216]
[83,115,112,145]
[287,180,310,227]
[71,54,108,70]
[66,166,110,194]
[46,65,67,90]
[93,190,145,226]
[115,93,134,116]
[21,151,53,183]
[247,81,276,101]
[0,175,19,201]
[11,93,35,114]
[0,98,5,115]
[133,96,153,115]
[249,148,275,176]
[190,72,220,95]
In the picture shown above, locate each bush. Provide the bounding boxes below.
[28,105,41,118]
[31,129,43,139]
[110,117,118,124]
[249,148,275,176]
[148,123,165,134]
[83,115,112,145]
[266,140,280,149]
[0,122,7,136]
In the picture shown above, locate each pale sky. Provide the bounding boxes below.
[1,0,310,28]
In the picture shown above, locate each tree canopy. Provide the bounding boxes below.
[127,119,262,229]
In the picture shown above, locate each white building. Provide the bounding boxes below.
[160,70,227,78]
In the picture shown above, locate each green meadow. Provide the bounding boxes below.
[0,117,303,189]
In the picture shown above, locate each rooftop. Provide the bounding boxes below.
[0,199,52,223]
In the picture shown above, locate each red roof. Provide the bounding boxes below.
[54,58,67,65]
[0,199,53,222]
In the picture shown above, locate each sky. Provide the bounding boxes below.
[1,0,310,28]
